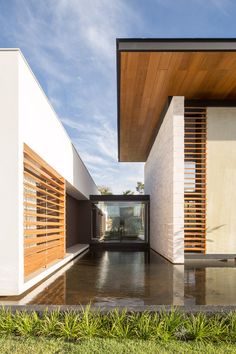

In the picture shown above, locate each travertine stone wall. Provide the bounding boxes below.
[206,107,236,254]
[145,96,184,264]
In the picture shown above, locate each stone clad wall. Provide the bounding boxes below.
[206,107,236,254]
[145,96,184,264]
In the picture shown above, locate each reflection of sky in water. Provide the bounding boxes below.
[2,251,236,306]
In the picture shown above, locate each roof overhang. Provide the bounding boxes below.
[117,38,236,162]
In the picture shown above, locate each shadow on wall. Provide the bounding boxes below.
[206,224,226,244]
[66,194,92,248]
[72,144,98,198]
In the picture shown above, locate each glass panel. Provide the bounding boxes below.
[92,201,147,243]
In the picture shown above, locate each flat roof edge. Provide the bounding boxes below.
[90,195,150,201]
[0,48,20,51]
[117,38,236,51]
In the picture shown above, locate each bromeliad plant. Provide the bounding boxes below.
[0,306,235,343]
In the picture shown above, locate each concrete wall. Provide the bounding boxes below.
[206,107,236,254]
[0,49,98,294]
[66,195,92,247]
[145,96,184,264]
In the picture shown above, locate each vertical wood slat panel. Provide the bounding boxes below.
[24,144,66,277]
[184,107,207,253]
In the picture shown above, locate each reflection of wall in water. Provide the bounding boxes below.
[29,274,66,305]
[147,252,184,305]
[205,268,236,305]
[184,268,206,305]
[173,265,184,305]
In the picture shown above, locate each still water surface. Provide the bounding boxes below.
[23,250,236,306]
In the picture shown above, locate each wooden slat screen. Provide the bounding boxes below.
[24,144,65,277]
[184,107,207,253]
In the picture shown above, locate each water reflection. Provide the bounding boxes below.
[3,251,236,306]
[28,251,180,306]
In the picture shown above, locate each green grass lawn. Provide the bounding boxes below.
[0,336,236,354]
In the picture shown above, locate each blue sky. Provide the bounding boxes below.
[0,0,236,193]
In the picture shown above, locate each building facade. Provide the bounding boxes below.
[2,39,236,295]
[0,49,98,295]
[117,38,236,264]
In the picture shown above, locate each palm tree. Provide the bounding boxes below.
[136,181,144,194]
[98,186,113,195]
[122,190,134,195]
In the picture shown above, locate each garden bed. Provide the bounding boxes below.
[0,306,236,343]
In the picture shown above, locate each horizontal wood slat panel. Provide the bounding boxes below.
[24,240,62,257]
[24,234,64,245]
[184,107,207,254]
[24,192,63,207]
[24,227,63,236]
[24,144,66,278]
[24,158,64,190]
[24,246,64,276]
[24,201,64,214]
[24,147,63,180]
[24,211,64,220]
[24,221,64,226]
[24,181,64,201]
[24,170,64,196]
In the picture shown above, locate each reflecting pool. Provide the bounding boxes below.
[2,250,236,306]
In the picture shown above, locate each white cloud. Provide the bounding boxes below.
[0,0,144,193]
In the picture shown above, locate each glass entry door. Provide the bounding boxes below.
[92,201,148,243]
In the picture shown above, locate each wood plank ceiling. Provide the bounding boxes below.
[119,51,236,161]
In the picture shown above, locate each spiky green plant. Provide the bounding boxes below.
[208,315,228,342]
[131,312,155,340]
[0,308,15,335]
[76,305,102,339]
[0,306,236,343]
[39,309,61,337]
[59,310,80,339]
[185,313,213,342]
[225,311,236,342]
[157,308,184,341]
[14,311,40,337]
[106,309,135,339]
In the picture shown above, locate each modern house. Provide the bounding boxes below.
[0,49,99,295]
[2,38,236,297]
[117,38,236,264]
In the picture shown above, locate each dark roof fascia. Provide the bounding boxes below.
[185,99,236,107]
[90,194,150,202]
[117,38,236,52]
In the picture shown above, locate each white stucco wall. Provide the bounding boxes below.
[206,107,236,254]
[145,96,184,264]
[18,51,98,200]
[0,50,23,294]
[0,49,98,295]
